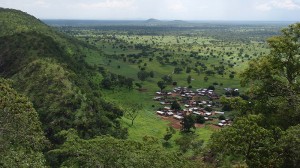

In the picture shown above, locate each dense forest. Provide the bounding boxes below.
[0,8,299,167]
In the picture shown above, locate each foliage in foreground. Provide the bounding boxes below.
[209,115,282,167]
[0,8,127,144]
[0,78,47,167]
[241,23,300,129]
[207,23,300,168]
[208,115,300,168]
[48,129,206,168]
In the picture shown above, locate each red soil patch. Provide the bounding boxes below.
[159,115,221,130]
[160,116,182,129]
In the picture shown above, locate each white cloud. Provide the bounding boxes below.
[1,0,300,20]
[256,3,273,11]
[77,0,136,9]
[168,0,186,11]
[256,0,300,11]
[34,0,50,7]
[272,0,300,9]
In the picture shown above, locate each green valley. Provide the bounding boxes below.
[1,6,300,168]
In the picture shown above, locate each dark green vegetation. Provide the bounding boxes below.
[0,78,46,167]
[48,129,194,168]
[0,8,126,167]
[208,23,300,167]
[0,8,208,167]
[1,7,300,168]
[0,8,126,144]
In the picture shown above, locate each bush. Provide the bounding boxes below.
[204,106,213,112]
[218,115,226,120]
[207,85,215,90]
[196,115,206,124]
[222,104,232,111]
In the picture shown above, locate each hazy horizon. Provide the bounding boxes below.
[42,19,298,22]
[1,0,300,21]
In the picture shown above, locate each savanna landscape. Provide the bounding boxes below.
[1,0,300,167]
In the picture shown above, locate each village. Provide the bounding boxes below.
[153,86,234,129]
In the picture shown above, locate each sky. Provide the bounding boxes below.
[1,0,300,21]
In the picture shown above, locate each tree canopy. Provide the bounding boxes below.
[209,115,282,167]
[0,78,47,167]
[157,80,166,92]
[208,23,300,168]
[48,129,194,168]
[240,23,300,129]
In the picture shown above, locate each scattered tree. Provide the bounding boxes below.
[218,115,226,120]
[207,85,215,90]
[157,81,166,92]
[137,70,149,82]
[187,75,192,85]
[124,103,143,126]
[149,71,154,78]
[135,83,142,89]
[181,115,196,132]
[171,101,181,111]
[195,115,206,124]
[163,126,176,147]
[162,75,173,84]
[174,67,183,74]
[204,76,208,82]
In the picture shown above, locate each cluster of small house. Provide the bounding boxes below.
[154,87,219,104]
[173,87,219,99]
[154,87,232,127]
[156,106,217,120]
[218,119,231,127]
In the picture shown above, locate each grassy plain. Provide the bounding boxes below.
[83,34,264,93]
[102,88,214,150]
[60,24,282,146]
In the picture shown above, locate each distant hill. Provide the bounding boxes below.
[145,18,161,23]
[43,18,195,27]
[142,18,193,27]
[171,20,187,24]
[0,8,125,143]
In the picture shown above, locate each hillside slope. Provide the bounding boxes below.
[0,78,47,167]
[0,8,126,143]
